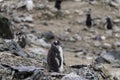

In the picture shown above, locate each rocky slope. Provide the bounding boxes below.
[0,0,120,80]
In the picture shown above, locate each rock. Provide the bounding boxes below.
[26,34,50,48]
[36,38,51,48]
[95,56,108,64]
[74,10,84,16]
[75,51,84,57]
[41,31,55,41]
[101,64,120,80]
[50,72,66,78]
[78,67,99,80]
[17,0,26,9]
[74,0,81,2]
[101,36,106,40]
[93,35,106,41]
[90,1,98,5]
[114,33,120,38]
[73,33,82,41]
[0,15,14,39]
[17,0,34,11]
[109,1,119,8]
[76,19,84,24]
[0,0,3,2]
[25,0,34,11]
[62,72,85,80]
[110,71,120,80]
[26,34,38,44]
[68,37,77,42]
[64,10,71,15]
[113,42,120,47]
[40,21,48,26]
[114,26,120,32]
[25,69,49,80]
[23,15,33,22]
[13,16,21,23]
[1,64,43,79]
[27,47,47,55]
[0,51,46,79]
[64,27,71,32]
[43,11,55,19]
[36,4,46,10]
[102,43,112,49]
[24,23,34,28]
[105,30,113,36]
[94,41,101,47]
[100,50,120,64]
[6,40,28,57]
[74,9,80,14]
[113,19,120,24]
[116,0,120,4]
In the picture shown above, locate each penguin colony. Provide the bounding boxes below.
[1,0,113,74]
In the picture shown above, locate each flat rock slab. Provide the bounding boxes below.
[6,40,28,57]
[27,47,47,55]
[101,50,120,64]
[1,64,44,79]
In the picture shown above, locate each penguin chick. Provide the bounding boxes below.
[47,40,64,72]
[86,13,92,28]
[16,31,26,48]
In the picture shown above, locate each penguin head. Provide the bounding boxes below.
[106,17,111,22]
[86,13,91,18]
[51,40,62,50]
[53,40,61,46]
[16,31,24,36]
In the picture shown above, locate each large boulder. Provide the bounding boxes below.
[0,15,14,39]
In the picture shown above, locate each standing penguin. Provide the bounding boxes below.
[86,13,92,28]
[105,17,113,30]
[47,40,64,72]
[54,0,62,10]
[16,31,26,48]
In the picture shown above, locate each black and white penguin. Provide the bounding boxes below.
[54,0,62,10]
[105,17,113,30]
[16,31,26,48]
[47,40,64,72]
[86,13,92,28]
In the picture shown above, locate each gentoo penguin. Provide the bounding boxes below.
[16,31,26,48]
[47,40,64,72]
[86,13,92,28]
[105,17,113,30]
[55,0,62,10]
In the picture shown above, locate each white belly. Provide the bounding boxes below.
[58,46,64,72]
